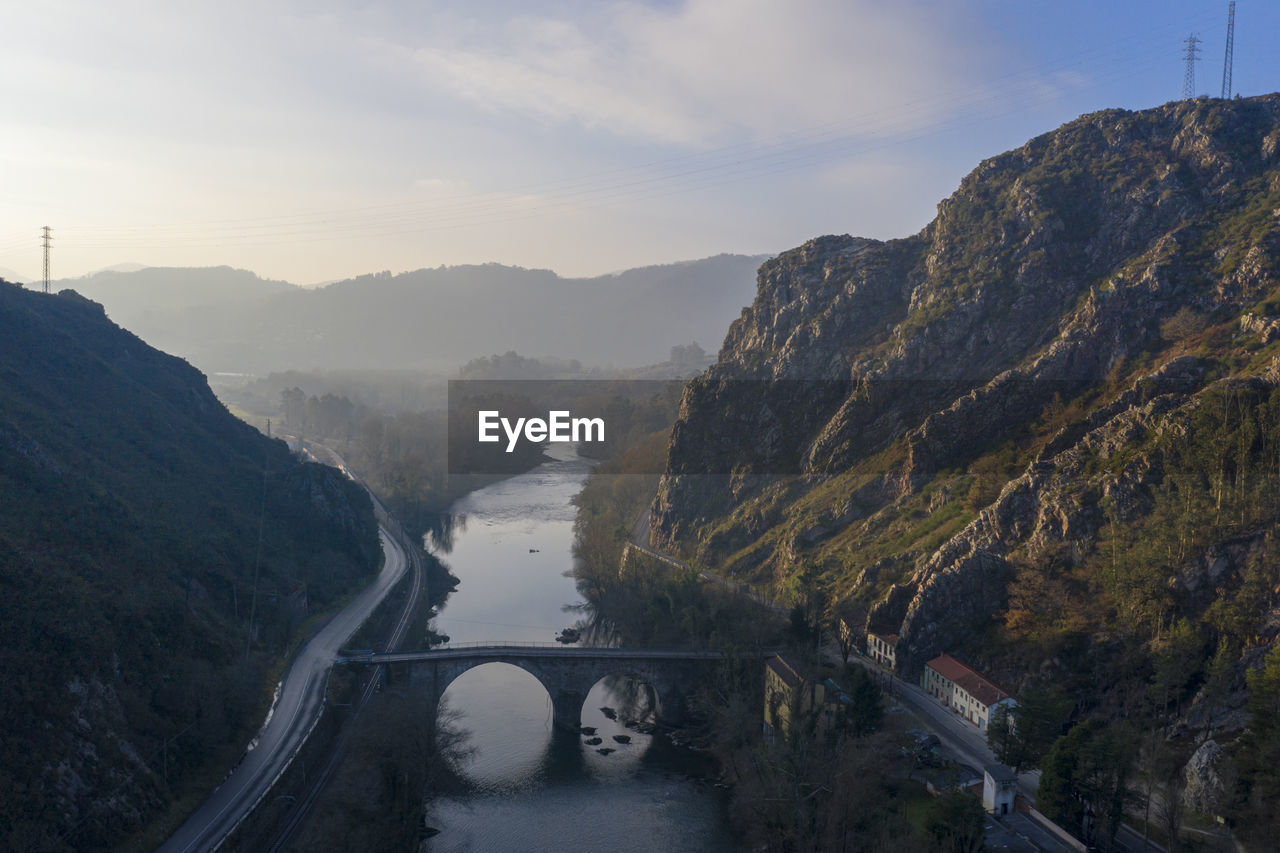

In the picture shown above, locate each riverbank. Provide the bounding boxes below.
[417,446,737,852]
[213,444,734,852]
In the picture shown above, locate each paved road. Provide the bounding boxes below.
[263,517,423,853]
[857,659,1175,851]
[633,494,1170,851]
[158,527,408,853]
[859,659,1001,771]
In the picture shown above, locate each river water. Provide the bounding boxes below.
[421,445,734,852]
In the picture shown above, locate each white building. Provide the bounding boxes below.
[983,763,1018,815]
[921,653,1015,732]
[866,631,898,668]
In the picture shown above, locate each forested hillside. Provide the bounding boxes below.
[0,282,380,850]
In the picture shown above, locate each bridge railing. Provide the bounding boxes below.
[432,640,577,649]
[336,642,747,661]
[335,641,590,660]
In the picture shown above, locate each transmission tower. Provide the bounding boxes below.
[41,226,52,293]
[1182,34,1202,100]
[1221,1,1236,99]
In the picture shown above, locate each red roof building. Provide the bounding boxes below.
[921,654,1015,732]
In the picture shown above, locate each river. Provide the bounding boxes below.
[420,444,734,852]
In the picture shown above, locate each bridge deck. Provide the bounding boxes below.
[339,645,736,664]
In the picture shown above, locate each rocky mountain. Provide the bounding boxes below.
[652,94,1280,710]
[72,255,768,375]
[0,283,380,850]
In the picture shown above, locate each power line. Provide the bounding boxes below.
[41,226,52,293]
[48,21,1196,240]
[1221,1,1236,99]
[1182,33,1202,100]
[43,54,1191,252]
[53,52,1185,253]
[0,11,1222,263]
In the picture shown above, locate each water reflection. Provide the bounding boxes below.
[420,445,731,852]
[422,512,465,554]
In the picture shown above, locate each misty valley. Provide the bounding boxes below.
[4,7,1280,853]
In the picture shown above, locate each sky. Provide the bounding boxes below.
[0,0,1275,284]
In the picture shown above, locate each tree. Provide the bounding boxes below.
[837,663,883,737]
[1234,645,1280,833]
[1215,556,1274,647]
[1144,739,1185,848]
[1147,617,1204,722]
[280,386,305,427]
[1198,638,1236,739]
[831,602,867,666]
[987,702,1020,768]
[922,788,985,853]
[1039,721,1138,849]
[787,604,816,649]
[987,685,1069,773]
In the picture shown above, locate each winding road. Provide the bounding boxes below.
[158,525,409,853]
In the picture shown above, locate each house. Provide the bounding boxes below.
[921,653,1015,732]
[763,654,861,738]
[982,763,1018,815]
[866,631,898,669]
[764,654,823,738]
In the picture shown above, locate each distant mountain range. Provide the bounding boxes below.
[59,254,769,374]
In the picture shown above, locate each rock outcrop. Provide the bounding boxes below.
[1183,740,1228,816]
[651,94,1280,675]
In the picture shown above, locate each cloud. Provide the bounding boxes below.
[404,0,1001,146]
[412,177,470,194]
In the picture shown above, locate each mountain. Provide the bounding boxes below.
[71,255,768,374]
[0,283,380,849]
[0,266,32,284]
[62,265,297,330]
[651,95,1280,783]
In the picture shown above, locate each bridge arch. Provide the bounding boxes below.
[374,646,726,732]
[582,671,661,729]
[434,658,556,707]
[438,662,558,779]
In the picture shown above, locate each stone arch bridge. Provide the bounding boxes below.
[341,644,735,730]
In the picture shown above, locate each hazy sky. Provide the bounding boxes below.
[0,0,1274,284]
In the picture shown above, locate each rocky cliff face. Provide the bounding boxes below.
[651,95,1280,677]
